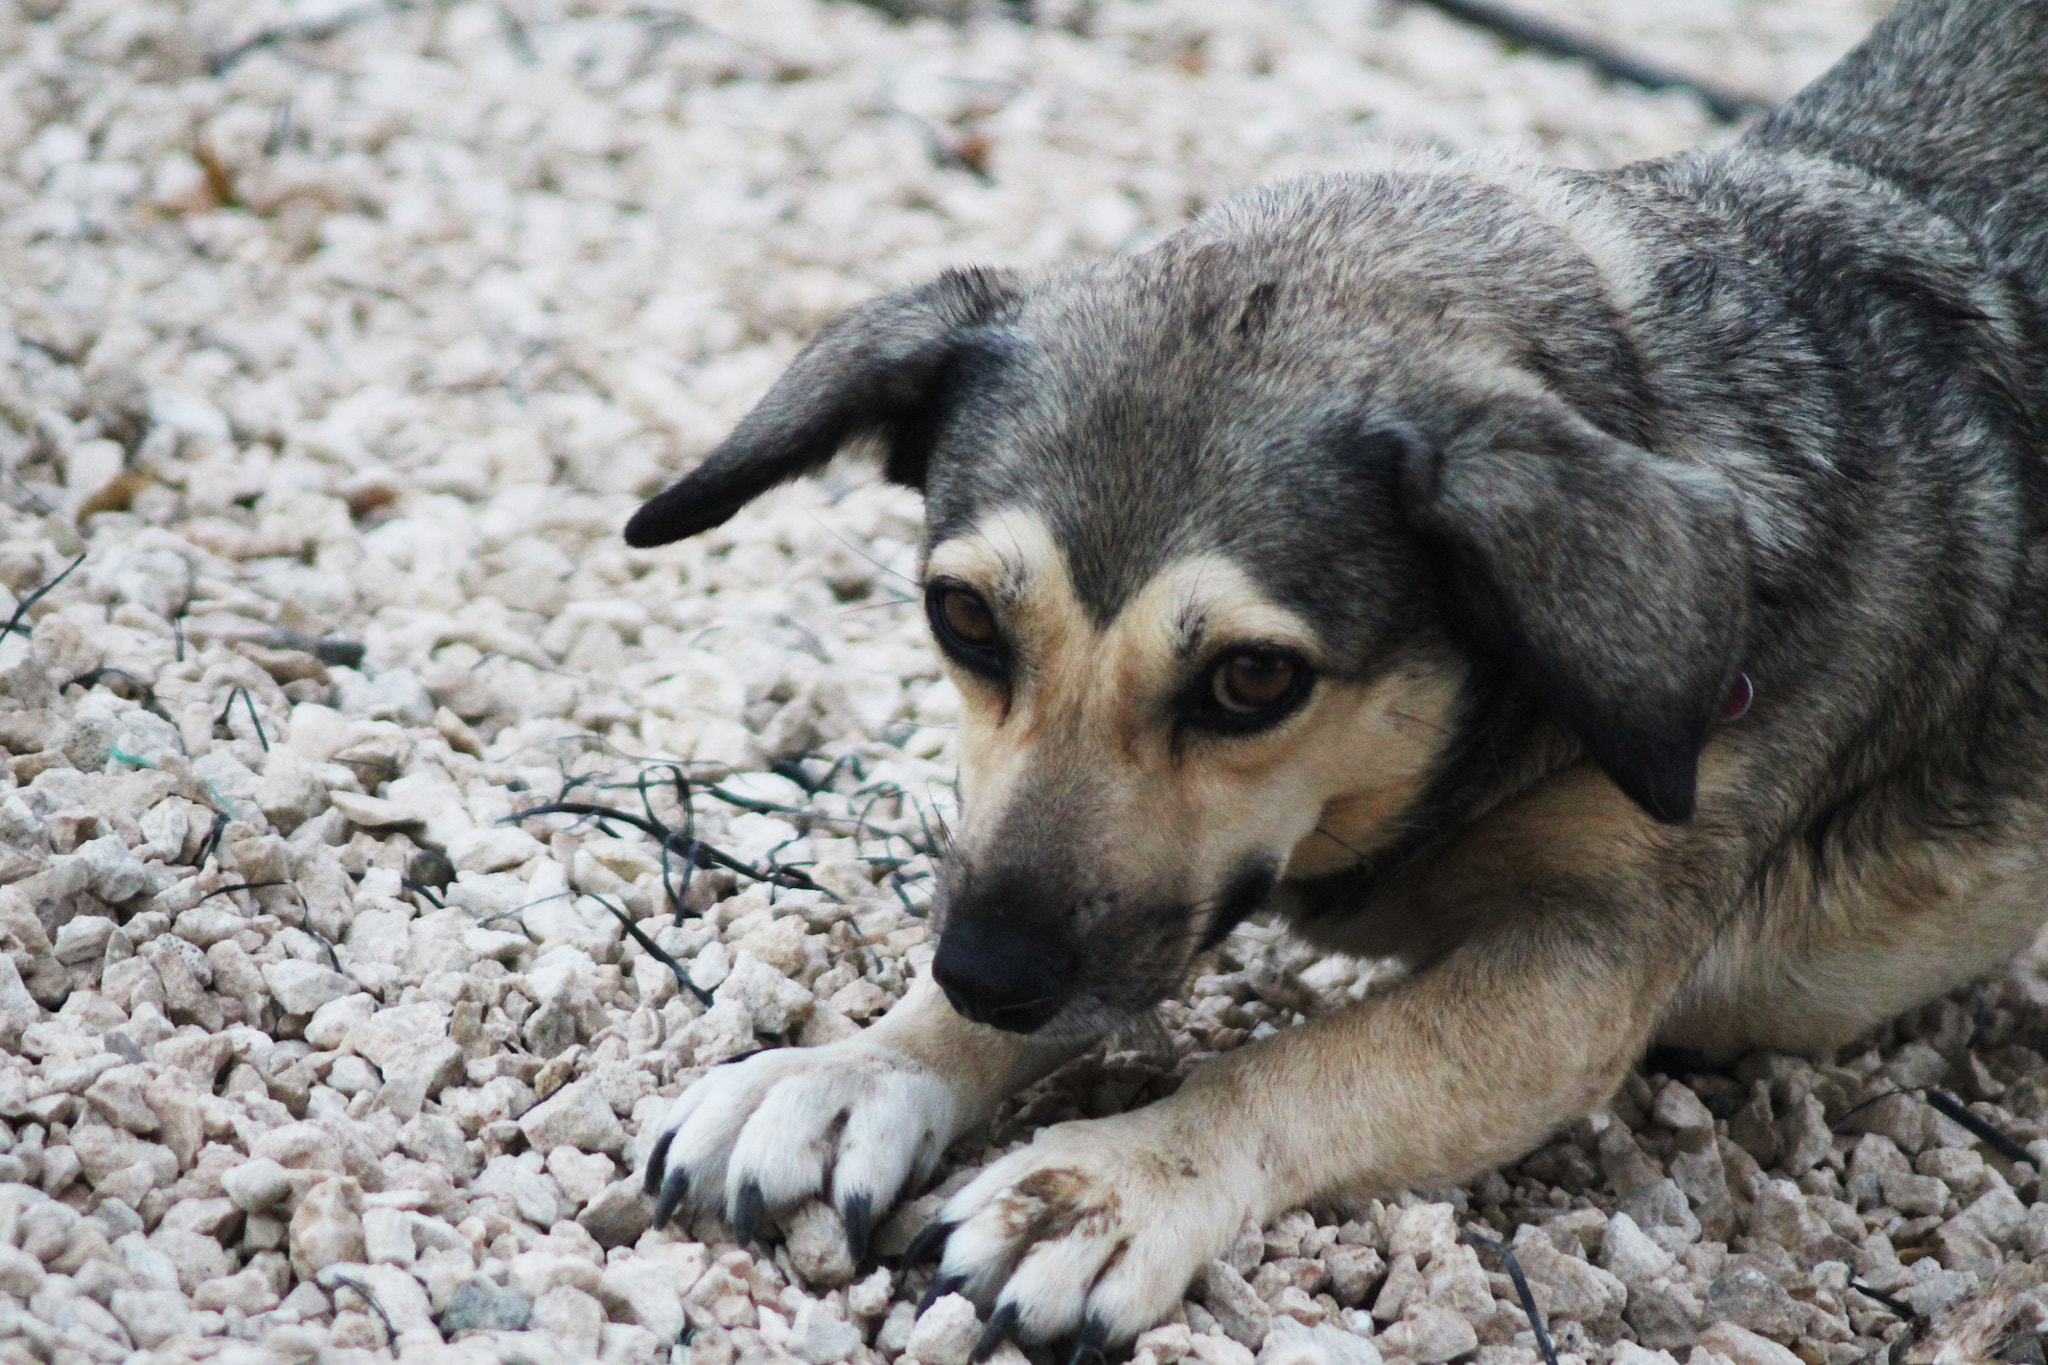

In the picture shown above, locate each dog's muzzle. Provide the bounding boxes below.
[931,915,1077,1033]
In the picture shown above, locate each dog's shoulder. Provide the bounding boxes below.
[1747,0,2048,290]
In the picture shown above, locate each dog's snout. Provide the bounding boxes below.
[932,917,1075,1033]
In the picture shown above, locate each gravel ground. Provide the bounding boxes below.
[21,2,2048,1364]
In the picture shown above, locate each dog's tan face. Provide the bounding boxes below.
[921,506,1462,1035]
[625,185,1753,1039]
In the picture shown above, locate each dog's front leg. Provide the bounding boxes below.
[927,827,1693,1349]
[642,962,1082,1255]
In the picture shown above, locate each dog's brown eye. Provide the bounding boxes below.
[927,582,1007,681]
[1214,652,1298,712]
[1183,647,1312,735]
[939,589,996,647]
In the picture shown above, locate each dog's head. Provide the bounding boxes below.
[629,174,1751,1037]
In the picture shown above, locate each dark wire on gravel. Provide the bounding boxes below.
[0,551,86,639]
[1461,1228,1560,1365]
[1830,1086,2038,1169]
[198,880,290,905]
[588,894,716,1007]
[475,890,572,929]
[195,809,231,869]
[1848,1280,1916,1321]
[628,764,696,919]
[62,666,175,724]
[501,800,823,893]
[326,1273,396,1350]
[400,878,446,908]
[1410,0,1772,123]
[301,924,344,973]
[208,3,391,76]
[1922,1088,2038,1168]
[215,685,269,751]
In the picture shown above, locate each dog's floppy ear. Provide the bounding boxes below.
[624,266,1020,548]
[1398,404,1750,823]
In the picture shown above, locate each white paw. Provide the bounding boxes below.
[919,1110,1254,1356]
[642,1038,961,1256]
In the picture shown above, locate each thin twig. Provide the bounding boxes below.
[209,4,389,76]
[1849,1280,1916,1321]
[1,552,86,639]
[1832,1086,2037,1168]
[326,1272,396,1349]
[586,894,714,1007]
[400,878,446,908]
[215,686,269,751]
[301,924,344,973]
[634,765,697,923]
[195,810,231,868]
[63,667,176,724]
[199,880,289,905]
[1409,0,1770,122]
[501,800,820,891]
[1462,1228,1559,1365]
[476,889,576,928]
[1924,1089,2037,1167]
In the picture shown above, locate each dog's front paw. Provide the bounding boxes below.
[642,1039,962,1257]
[922,1110,1255,1356]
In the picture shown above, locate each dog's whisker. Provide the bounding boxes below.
[810,514,921,589]
[1309,825,1370,861]
[1387,707,1454,738]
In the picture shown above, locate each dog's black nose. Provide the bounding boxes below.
[931,917,1074,1033]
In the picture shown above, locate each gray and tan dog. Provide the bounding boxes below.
[627,0,2048,1349]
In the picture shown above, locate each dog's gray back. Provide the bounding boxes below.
[1751,0,2048,293]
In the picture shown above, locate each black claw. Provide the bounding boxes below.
[919,1272,967,1316]
[972,1304,1019,1363]
[1066,1317,1110,1365]
[840,1192,875,1265]
[654,1165,692,1229]
[903,1219,954,1268]
[643,1131,675,1198]
[732,1180,767,1246]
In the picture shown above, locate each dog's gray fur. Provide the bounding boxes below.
[630,0,2048,1345]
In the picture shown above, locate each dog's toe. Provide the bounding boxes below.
[643,1039,960,1247]
[929,1113,1253,1347]
[998,1235,1132,1343]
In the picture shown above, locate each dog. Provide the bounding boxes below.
[624,0,2048,1352]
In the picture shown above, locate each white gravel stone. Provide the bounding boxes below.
[263,959,357,1015]
[362,1205,418,1267]
[600,1256,687,1343]
[1698,1322,1804,1365]
[110,1287,194,1350]
[1600,1212,1677,1284]
[786,1198,857,1288]
[1202,1258,1273,1349]
[0,1245,46,1299]
[532,1283,607,1352]
[1377,1305,1477,1364]
[289,1178,366,1282]
[304,993,378,1050]
[52,914,116,965]
[719,950,815,1035]
[1258,1318,1383,1365]
[907,1293,982,1365]
[1387,1203,1459,1264]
